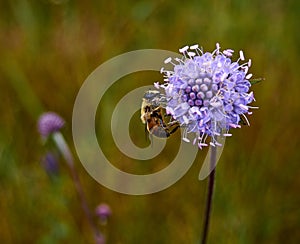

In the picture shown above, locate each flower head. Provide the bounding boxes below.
[37,112,65,137]
[95,203,112,225]
[157,44,257,148]
[41,152,59,176]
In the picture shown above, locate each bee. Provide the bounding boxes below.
[140,90,180,138]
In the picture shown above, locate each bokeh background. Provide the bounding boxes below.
[1,0,299,243]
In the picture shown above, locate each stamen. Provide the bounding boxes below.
[203,134,208,142]
[239,50,245,61]
[154,82,160,89]
[164,57,172,64]
[246,73,253,79]
[183,115,189,124]
[248,59,252,67]
[199,119,203,127]
[166,107,174,115]
[188,52,196,57]
[247,105,259,109]
[190,44,199,50]
[193,137,197,145]
[212,44,220,56]
[182,137,190,143]
[229,123,241,128]
[241,113,250,126]
[239,104,249,111]
[199,142,208,148]
[215,141,222,147]
[223,49,234,57]
[175,57,184,64]
[179,46,189,53]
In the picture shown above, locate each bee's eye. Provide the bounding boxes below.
[144,90,160,99]
[144,94,155,99]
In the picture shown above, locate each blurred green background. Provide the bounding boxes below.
[1,0,299,243]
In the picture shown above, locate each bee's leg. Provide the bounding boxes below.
[168,121,180,126]
[145,124,149,142]
[149,133,154,146]
[164,114,180,124]
[168,123,180,135]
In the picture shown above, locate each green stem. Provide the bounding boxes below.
[52,132,105,244]
[201,146,217,244]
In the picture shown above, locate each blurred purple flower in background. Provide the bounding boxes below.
[41,152,59,176]
[95,203,112,225]
[37,112,65,137]
[156,43,257,148]
[37,111,106,243]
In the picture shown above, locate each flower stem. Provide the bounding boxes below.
[52,132,105,244]
[201,145,217,244]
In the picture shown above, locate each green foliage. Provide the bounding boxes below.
[250,78,264,85]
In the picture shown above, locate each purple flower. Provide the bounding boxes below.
[41,152,59,176]
[95,203,112,225]
[157,44,257,148]
[37,112,65,137]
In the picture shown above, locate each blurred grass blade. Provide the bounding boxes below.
[1,57,44,119]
